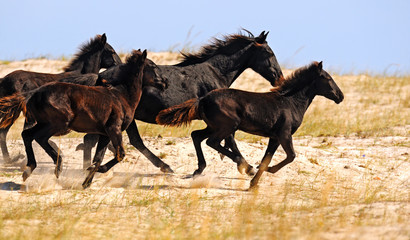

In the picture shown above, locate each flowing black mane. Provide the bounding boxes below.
[271,62,321,96]
[64,34,105,72]
[176,31,258,67]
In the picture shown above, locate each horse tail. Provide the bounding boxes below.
[156,98,200,127]
[0,93,28,129]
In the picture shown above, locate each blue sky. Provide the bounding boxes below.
[1,0,409,75]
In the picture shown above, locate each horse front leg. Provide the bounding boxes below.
[94,125,125,174]
[126,120,173,173]
[249,138,280,189]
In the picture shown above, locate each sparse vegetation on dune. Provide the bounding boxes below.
[0,55,409,240]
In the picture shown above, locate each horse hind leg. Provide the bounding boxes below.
[33,126,65,179]
[126,121,174,173]
[83,135,110,189]
[205,130,254,176]
[191,127,212,176]
[0,127,12,163]
[224,134,256,176]
[21,125,44,181]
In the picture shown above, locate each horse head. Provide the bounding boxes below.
[248,31,283,86]
[312,61,344,104]
[142,58,168,91]
[99,33,122,69]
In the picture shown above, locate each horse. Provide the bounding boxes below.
[156,61,344,188]
[0,33,121,163]
[80,30,284,175]
[0,50,167,189]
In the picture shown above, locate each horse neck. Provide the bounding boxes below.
[287,84,317,116]
[205,44,253,87]
[116,71,144,110]
[65,52,102,74]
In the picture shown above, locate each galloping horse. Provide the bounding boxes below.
[81,30,284,175]
[0,50,167,188]
[156,61,344,188]
[0,34,121,163]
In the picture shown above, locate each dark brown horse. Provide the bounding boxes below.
[81,30,284,175]
[156,61,344,188]
[0,50,166,188]
[0,33,121,163]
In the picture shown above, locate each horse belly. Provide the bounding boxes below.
[69,112,106,134]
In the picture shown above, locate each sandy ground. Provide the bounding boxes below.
[0,134,408,193]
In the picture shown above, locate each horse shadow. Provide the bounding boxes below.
[0,181,22,191]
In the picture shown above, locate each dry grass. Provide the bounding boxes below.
[0,55,409,240]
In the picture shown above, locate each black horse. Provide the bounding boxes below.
[0,50,167,188]
[81,30,284,175]
[0,34,121,163]
[156,61,344,187]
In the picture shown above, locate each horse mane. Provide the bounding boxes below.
[63,34,105,72]
[111,50,142,85]
[271,62,320,95]
[175,30,258,67]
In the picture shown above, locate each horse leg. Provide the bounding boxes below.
[23,121,61,163]
[95,126,125,174]
[249,138,280,189]
[204,127,255,176]
[0,126,12,163]
[206,137,250,174]
[78,133,99,170]
[21,124,52,181]
[30,124,65,179]
[224,134,256,176]
[126,120,173,173]
[191,127,212,176]
[267,134,295,174]
[83,135,110,189]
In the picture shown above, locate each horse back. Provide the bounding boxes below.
[27,82,127,134]
[2,70,79,96]
[200,89,293,137]
[135,64,226,123]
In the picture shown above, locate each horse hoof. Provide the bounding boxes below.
[87,165,96,171]
[75,143,84,151]
[193,169,203,176]
[248,183,259,191]
[160,165,174,174]
[219,153,225,161]
[22,169,32,181]
[246,166,257,176]
[82,181,92,189]
[237,163,247,175]
[54,168,61,179]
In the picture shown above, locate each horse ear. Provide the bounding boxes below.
[101,33,107,45]
[318,61,323,71]
[256,31,267,44]
[141,50,147,61]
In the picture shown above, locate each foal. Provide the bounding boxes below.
[0,50,164,188]
[156,61,344,188]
